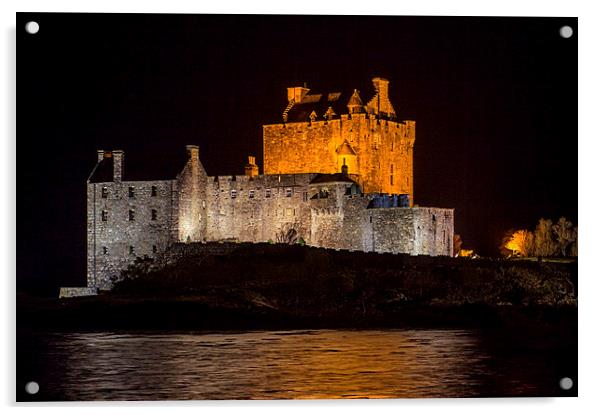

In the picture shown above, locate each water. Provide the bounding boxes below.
[17,329,576,400]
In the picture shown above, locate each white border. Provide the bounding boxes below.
[3,1,600,414]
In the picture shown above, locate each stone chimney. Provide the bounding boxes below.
[186,144,200,161]
[287,86,310,103]
[97,149,105,163]
[112,150,124,182]
[245,155,259,178]
[372,78,389,102]
[367,77,396,118]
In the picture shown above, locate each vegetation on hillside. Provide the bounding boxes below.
[112,244,576,320]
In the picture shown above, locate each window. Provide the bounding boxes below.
[128,187,135,198]
[129,245,135,255]
[101,187,108,198]
[151,186,157,197]
[151,209,158,221]
[265,189,271,198]
[231,189,237,198]
[101,210,108,221]
[303,191,308,202]
[102,246,108,255]
[129,209,135,221]
[249,189,255,198]
[152,245,158,254]
[285,188,292,197]
[390,164,394,186]
[432,214,436,222]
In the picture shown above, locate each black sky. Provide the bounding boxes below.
[17,13,577,294]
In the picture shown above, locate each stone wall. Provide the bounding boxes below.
[307,190,453,256]
[204,173,314,243]
[59,287,99,298]
[176,145,207,243]
[82,142,452,295]
[87,178,175,290]
[263,115,415,205]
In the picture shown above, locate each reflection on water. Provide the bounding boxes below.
[17,329,572,400]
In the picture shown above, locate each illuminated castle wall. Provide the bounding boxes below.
[263,78,415,205]
[62,77,454,296]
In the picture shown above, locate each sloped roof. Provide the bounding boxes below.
[309,172,358,184]
[285,91,351,123]
[347,89,364,108]
[336,140,357,156]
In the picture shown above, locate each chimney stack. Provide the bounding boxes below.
[97,150,105,163]
[186,145,199,160]
[112,150,124,182]
[367,77,396,118]
[245,155,259,178]
[287,86,310,103]
[372,77,390,102]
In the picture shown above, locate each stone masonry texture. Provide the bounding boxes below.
[63,77,454,296]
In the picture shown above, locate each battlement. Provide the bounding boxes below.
[74,77,453,297]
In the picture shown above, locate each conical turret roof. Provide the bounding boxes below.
[347,89,364,113]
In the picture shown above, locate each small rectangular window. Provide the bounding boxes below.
[101,210,108,221]
[128,187,135,198]
[129,245,135,255]
[129,209,135,221]
[151,186,157,197]
[249,189,255,198]
[265,189,271,198]
[285,188,292,197]
[231,189,237,198]
[303,192,308,202]
[102,246,108,255]
[101,187,108,198]
[152,245,158,254]
[151,209,157,221]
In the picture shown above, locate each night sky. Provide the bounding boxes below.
[17,13,577,294]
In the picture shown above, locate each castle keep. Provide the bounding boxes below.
[60,78,454,297]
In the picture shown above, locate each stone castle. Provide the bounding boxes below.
[60,77,454,297]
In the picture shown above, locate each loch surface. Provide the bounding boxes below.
[17,329,576,400]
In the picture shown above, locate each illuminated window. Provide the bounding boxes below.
[102,246,108,255]
[101,210,108,221]
[265,189,271,198]
[129,245,135,255]
[151,209,157,221]
[128,187,135,198]
[101,187,108,198]
[285,188,292,197]
[231,189,237,198]
[249,189,255,198]
[129,209,135,221]
[151,186,157,197]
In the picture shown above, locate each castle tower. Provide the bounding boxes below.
[263,77,415,205]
